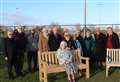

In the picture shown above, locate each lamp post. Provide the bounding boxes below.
[83,0,87,38]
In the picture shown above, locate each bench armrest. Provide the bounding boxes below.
[81,56,89,61]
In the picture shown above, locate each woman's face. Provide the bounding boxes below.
[64,35,70,41]
[76,32,80,37]
[86,31,90,37]
[65,36,70,41]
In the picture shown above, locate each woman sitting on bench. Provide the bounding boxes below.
[57,41,78,82]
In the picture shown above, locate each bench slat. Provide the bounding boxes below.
[106,48,120,77]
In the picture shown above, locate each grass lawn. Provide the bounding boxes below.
[0,55,120,82]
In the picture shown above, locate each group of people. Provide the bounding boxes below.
[40,27,119,64]
[3,26,120,81]
[3,27,39,79]
[39,26,119,82]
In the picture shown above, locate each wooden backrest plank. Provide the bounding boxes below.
[107,49,120,63]
[55,54,59,64]
[51,52,55,64]
[119,49,120,62]
[40,49,81,65]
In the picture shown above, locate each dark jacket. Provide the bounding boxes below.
[14,31,27,52]
[4,37,16,61]
[94,33,106,61]
[64,38,75,49]
[83,36,95,57]
[48,33,62,51]
[106,32,119,48]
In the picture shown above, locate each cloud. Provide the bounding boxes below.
[0,12,32,25]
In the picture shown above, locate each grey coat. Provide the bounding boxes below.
[26,32,39,51]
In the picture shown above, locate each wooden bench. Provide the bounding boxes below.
[106,48,120,77]
[38,49,90,82]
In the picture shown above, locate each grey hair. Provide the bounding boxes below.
[60,41,67,49]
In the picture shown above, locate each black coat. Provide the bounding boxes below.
[13,32,27,52]
[106,32,119,48]
[4,37,16,62]
[94,33,106,61]
[48,33,62,51]
[83,36,95,57]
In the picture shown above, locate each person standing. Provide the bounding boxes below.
[38,28,49,52]
[27,29,39,72]
[48,27,62,51]
[106,27,119,49]
[13,27,27,76]
[4,30,18,79]
[73,34,82,50]
[94,28,106,67]
[75,30,84,50]
[83,30,95,64]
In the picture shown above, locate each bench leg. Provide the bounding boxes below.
[40,72,44,82]
[106,66,110,77]
[44,72,48,82]
[79,64,83,77]
[39,62,48,82]
[86,61,90,79]
[86,67,90,79]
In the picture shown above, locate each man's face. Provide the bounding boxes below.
[86,31,90,37]
[31,30,34,33]
[7,31,13,38]
[53,27,58,34]
[17,28,22,33]
[95,28,100,35]
[107,28,113,35]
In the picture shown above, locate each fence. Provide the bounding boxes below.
[1,24,120,31]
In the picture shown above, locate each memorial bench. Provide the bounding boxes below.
[38,49,90,82]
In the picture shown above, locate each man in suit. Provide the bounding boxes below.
[13,27,27,76]
[26,29,39,72]
[4,30,19,79]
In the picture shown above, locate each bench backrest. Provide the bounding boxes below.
[106,48,120,63]
[40,49,81,65]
